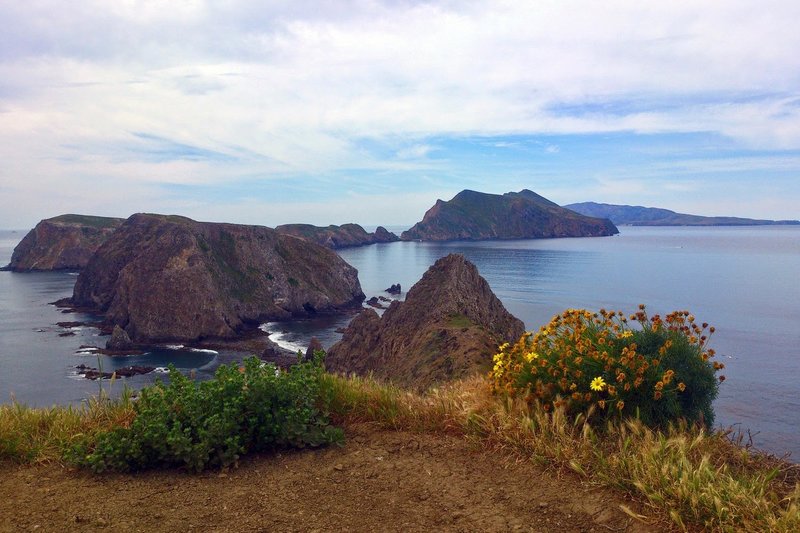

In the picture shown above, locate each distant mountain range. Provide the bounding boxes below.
[564,202,800,227]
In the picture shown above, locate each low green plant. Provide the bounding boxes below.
[490,306,723,427]
[67,354,342,472]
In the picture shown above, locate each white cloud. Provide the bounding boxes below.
[1,1,799,226]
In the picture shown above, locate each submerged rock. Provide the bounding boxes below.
[327,254,525,391]
[71,213,365,344]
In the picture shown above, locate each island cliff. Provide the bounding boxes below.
[326,254,525,391]
[565,202,800,226]
[402,190,618,241]
[275,223,399,249]
[71,214,365,343]
[3,214,123,271]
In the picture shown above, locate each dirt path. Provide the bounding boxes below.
[0,424,663,532]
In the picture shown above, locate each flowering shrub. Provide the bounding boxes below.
[490,306,723,427]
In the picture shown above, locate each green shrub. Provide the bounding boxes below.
[67,355,342,472]
[490,306,723,427]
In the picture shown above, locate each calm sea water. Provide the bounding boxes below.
[1,226,799,458]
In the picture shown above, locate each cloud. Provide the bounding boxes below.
[1,1,799,226]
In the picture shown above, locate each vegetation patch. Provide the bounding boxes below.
[66,356,342,472]
[447,313,474,329]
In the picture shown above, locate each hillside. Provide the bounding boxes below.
[275,223,399,249]
[565,202,800,226]
[402,189,618,241]
[2,214,124,271]
[70,213,364,343]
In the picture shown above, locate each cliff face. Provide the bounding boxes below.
[72,214,365,343]
[275,223,399,249]
[565,202,800,226]
[326,254,525,391]
[401,190,618,241]
[4,215,123,271]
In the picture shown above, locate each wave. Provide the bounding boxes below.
[260,322,307,354]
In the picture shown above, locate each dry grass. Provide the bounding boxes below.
[321,371,800,532]
[3,371,798,531]
[0,391,135,464]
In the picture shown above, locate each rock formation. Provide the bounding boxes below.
[565,201,800,226]
[401,189,618,241]
[71,213,365,343]
[385,283,401,294]
[326,254,525,391]
[3,214,123,271]
[106,325,133,350]
[275,223,399,249]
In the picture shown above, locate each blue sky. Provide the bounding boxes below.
[1,1,799,228]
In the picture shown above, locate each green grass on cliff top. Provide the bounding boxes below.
[50,214,123,228]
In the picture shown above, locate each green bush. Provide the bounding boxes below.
[490,306,723,427]
[67,354,342,472]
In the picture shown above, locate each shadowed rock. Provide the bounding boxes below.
[106,325,133,350]
[326,254,525,391]
[71,213,365,343]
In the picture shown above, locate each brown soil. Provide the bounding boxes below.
[0,424,664,532]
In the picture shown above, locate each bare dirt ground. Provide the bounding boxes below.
[0,423,664,532]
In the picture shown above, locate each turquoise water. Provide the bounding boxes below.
[1,226,799,458]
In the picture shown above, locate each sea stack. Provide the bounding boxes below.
[71,213,365,343]
[326,254,525,391]
[3,214,123,271]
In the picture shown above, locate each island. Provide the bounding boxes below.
[401,189,618,241]
[2,214,124,271]
[69,213,365,343]
[275,223,399,249]
[564,202,800,226]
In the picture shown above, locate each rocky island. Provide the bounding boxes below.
[275,223,399,249]
[402,189,618,241]
[69,213,365,343]
[326,254,525,391]
[2,214,123,271]
[565,201,800,226]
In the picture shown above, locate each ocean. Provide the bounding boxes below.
[1,226,799,459]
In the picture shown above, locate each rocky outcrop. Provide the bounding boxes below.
[275,223,400,249]
[326,254,525,391]
[401,190,618,241]
[565,201,800,226]
[106,325,133,350]
[71,213,365,343]
[385,284,401,294]
[3,214,124,271]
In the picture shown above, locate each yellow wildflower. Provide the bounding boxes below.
[677,382,686,392]
[620,330,633,339]
[590,376,606,391]
[524,351,539,363]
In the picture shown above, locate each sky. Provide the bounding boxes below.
[1,0,799,229]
